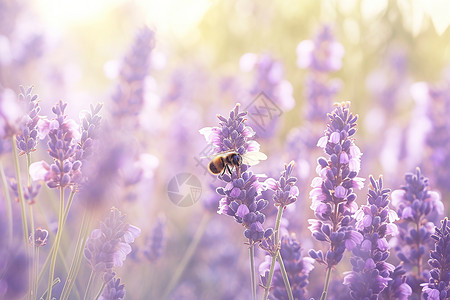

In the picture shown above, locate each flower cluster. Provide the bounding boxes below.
[422,217,449,299]
[144,214,166,262]
[264,161,299,207]
[99,274,126,300]
[112,27,155,123]
[380,266,412,300]
[30,100,82,188]
[75,103,103,162]
[9,179,41,204]
[343,176,400,299]
[297,25,344,122]
[84,207,141,274]
[308,102,364,268]
[260,234,315,300]
[391,168,443,294]
[15,86,42,155]
[200,103,270,243]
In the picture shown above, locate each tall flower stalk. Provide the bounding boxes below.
[343,176,403,299]
[391,167,443,297]
[307,102,364,300]
[260,161,299,300]
[200,103,271,299]
[421,217,449,299]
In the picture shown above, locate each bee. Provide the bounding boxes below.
[207,150,267,175]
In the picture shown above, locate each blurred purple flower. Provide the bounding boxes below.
[29,227,48,247]
[343,176,400,299]
[111,27,155,125]
[84,207,140,274]
[308,102,364,268]
[0,87,23,139]
[391,167,443,297]
[421,218,449,300]
[74,103,103,162]
[144,214,166,262]
[9,178,41,204]
[297,25,344,72]
[99,274,126,300]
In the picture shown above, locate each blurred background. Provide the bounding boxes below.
[0,0,449,299]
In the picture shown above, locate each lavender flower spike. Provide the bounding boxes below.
[343,176,400,299]
[391,167,443,295]
[308,102,364,300]
[84,207,141,274]
[99,275,126,300]
[200,103,270,243]
[264,160,299,207]
[421,217,450,300]
[144,214,167,262]
[308,102,364,266]
[15,86,43,155]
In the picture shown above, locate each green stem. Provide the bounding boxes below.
[320,267,333,300]
[26,153,36,300]
[46,186,65,300]
[249,243,256,300]
[11,136,28,245]
[276,252,293,300]
[83,270,96,300]
[0,161,13,243]
[37,190,76,284]
[263,205,286,300]
[60,209,90,300]
[35,247,40,300]
[160,213,211,299]
[39,278,61,300]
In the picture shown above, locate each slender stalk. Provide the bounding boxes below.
[249,242,256,300]
[319,267,333,300]
[27,152,37,300]
[160,213,211,300]
[39,278,61,300]
[263,205,286,300]
[61,209,90,300]
[46,186,65,300]
[83,270,96,300]
[0,161,13,243]
[11,136,28,245]
[276,252,293,300]
[35,247,40,300]
[37,190,76,284]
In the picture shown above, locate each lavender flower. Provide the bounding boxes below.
[99,275,126,300]
[379,266,413,300]
[144,214,166,262]
[9,179,41,204]
[29,100,81,189]
[343,176,399,299]
[111,27,155,123]
[15,86,43,155]
[297,25,344,122]
[264,161,299,207]
[200,103,270,243]
[391,168,444,295]
[84,207,141,274]
[308,102,364,268]
[75,103,103,162]
[260,234,315,300]
[29,227,49,247]
[421,218,450,300]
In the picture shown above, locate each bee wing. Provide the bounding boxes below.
[242,151,267,166]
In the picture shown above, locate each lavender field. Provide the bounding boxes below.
[0,1,449,299]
